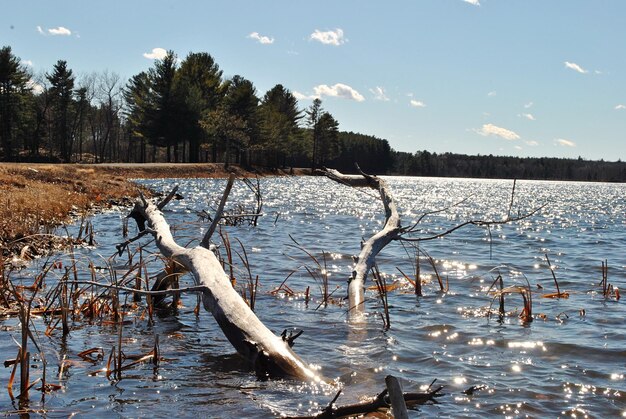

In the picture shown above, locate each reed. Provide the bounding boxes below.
[398,242,422,296]
[234,238,258,311]
[372,263,391,330]
[287,235,334,308]
[543,254,568,298]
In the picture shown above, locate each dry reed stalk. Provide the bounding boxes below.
[543,254,569,298]
[134,248,143,302]
[234,238,258,311]
[498,274,505,317]
[7,348,20,400]
[19,305,30,402]
[287,235,332,307]
[116,299,124,379]
[77,348,104,362]
[153,334,160,367]
[372,264,390,330]
[143,262,153,326]
[420,248,446,292]
[218,230,235,285]
[487,274,506,319]
[60,270,70,336]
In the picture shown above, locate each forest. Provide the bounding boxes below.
[1,45,625,182]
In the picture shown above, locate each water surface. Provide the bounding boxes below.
[1,176,625,417]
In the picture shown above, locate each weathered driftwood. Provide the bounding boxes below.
[322,168,402,316]
[287,379,443,418]
[127,181,323,382]
[385,375,409,419]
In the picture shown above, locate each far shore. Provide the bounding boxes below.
[0,163,309,262]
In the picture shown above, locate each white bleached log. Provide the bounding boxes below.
[322,168,402,317]
[129,193,323,382]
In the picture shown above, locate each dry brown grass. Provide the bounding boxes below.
[0,164,140,256]
[0,163,306,259]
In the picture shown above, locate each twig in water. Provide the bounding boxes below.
[543,254,569,298]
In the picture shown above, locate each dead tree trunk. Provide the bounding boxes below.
[128,188,323,382]
[322,168,402,317]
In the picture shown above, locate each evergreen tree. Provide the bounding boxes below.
[0,46,31,160]
[258,84,302,167]
[149,50,180,162]
[176,52,225,162]
[47,60,75,162]
[316,112,339,167]
[200,105,248,168]
[305,98,322,170]
[222,75,259,165]
[123,71,153,162]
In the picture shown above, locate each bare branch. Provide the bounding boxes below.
[69,280,209,296]
[157,184,180,210]
[201,174,235,248]
[399,205,545,242]
[320,167,402,318]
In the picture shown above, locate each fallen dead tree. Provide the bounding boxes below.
[124,175,324,382]
[322,166,542,320]
[322,167,402,317]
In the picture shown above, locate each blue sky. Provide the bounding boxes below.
[3,0,625,161]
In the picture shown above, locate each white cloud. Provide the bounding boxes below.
[143,47,167,60]
[370,86,389,101]
[615,104,626,110]
[519,113,535,121]
[409,99,426,108]
[248,32,274,45]
[525,140,539,146]
[26,79,44,94]
[23,60,34,67]
[313,83,364,101]
[555,138,576,147]
[37,25,73,36]
[514,145,523,151]
[48,26,71,36]
[564,61,588,74]
[524,101,534,109]
[463,0,481,5]
[487,91,497,97]
[310,28,345,46]
[474,123,520,141]
[293,91,312,101]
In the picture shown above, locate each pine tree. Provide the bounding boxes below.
[0,46,31,160]
[175,52,225,162]
[47,60,75,161]
[258,84,302,168]
[306,98,323,170]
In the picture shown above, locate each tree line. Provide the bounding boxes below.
[0,46,341,167]
[392,150,626,182]
[1,45,625,181]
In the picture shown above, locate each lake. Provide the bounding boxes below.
[1,176,625,417]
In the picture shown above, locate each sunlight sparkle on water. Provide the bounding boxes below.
[508,341,546,351]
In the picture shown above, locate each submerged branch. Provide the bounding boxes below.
[287,380,444,418]
[321,166,402,319]
[126,183,324,382]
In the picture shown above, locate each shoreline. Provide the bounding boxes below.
[0,163,307,262]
